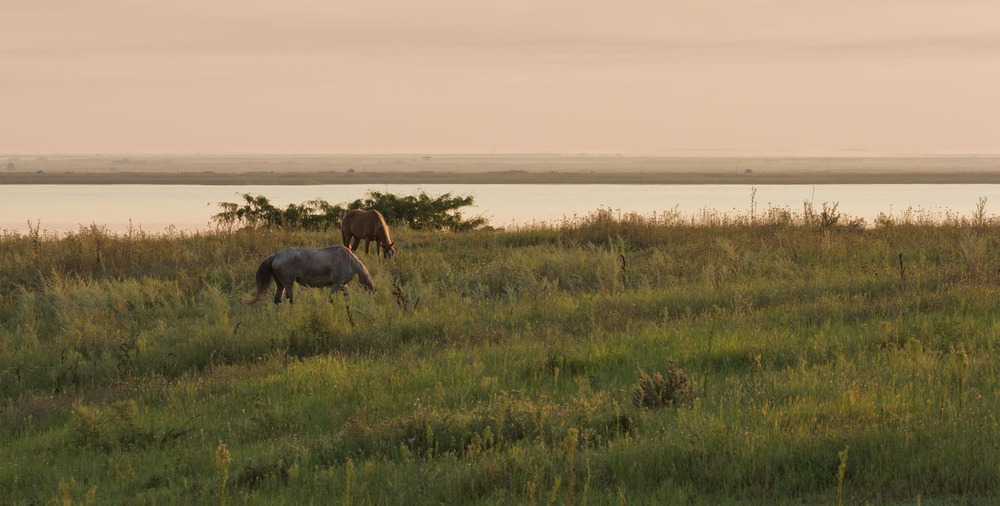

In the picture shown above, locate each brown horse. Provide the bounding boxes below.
[341,209,395,258]
[246,245,375,305]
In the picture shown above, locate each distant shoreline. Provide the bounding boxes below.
[2,154,999,185]
[2,170,1000,185]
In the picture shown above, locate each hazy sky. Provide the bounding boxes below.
[3,0,998,154]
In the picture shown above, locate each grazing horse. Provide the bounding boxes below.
[246,246,375,305]
[341,209,395,258]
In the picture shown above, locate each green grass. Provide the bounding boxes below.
[2,204,1000,504]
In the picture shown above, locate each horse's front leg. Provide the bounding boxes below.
[338,285,356,327]
[364,240,372,255]
[327,284,344,302]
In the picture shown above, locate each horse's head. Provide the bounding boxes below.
[382,241,396,259]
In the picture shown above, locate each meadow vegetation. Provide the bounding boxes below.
[2,197,1000,504]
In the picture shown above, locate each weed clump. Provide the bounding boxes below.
[632,361,693,409]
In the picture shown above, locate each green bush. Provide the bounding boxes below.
[212,191,486,231]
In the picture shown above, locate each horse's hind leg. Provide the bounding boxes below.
[350,236,361,252]
[273,282,294,304]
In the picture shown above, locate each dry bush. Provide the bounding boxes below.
[633,361,693,409]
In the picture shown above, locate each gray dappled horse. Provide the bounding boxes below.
[341,209,395,258]
[246,246,375,305]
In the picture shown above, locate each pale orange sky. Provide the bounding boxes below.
[3,0,998,154]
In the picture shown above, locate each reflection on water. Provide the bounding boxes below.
[2,184,999,234]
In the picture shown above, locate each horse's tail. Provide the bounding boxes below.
[348,251,376,291]
[245,254,275,305]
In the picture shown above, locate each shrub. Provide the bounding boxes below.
[213,192,486,231]
[212,194,345,231]
[350,191,487,231]
[632,362,693,409]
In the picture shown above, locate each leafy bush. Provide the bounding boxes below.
[212,194,346,231]
[350,191,487,231]
[213,191,486,231]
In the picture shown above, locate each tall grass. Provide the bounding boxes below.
[2,201,1000,504]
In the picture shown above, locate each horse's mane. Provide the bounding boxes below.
[374,210,392,244]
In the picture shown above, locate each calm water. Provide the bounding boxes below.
[2,184,999,234]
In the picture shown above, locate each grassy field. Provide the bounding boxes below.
[2,204,1000,504]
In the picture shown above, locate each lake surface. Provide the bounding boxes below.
[2,184,999,234]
